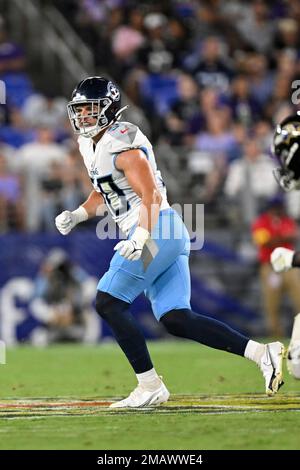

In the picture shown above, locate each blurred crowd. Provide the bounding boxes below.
[1,0,300,232]
[0,10,92,232]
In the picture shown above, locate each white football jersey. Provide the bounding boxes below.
[78,121,169,234]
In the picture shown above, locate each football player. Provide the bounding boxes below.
[55,76,284,407]
[270,113,300,379]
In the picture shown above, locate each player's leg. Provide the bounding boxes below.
[95,290,169,408]
[147,254,249,353]
[96,245,169,407]
[147,255,284,395]
[95,209,186,407]
[162,307,284,395]
[96,291,153,373]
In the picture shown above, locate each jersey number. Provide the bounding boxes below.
[92,175,130,216]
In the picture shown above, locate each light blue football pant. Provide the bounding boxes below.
[98,208,191,320]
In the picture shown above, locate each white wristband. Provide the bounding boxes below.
[72,206,88,224]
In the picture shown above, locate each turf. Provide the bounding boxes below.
[0,341,300,450]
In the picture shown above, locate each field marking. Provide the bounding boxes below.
[0,400,111,409]
[1,393,300,419]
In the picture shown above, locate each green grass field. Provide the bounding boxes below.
[1,341,300,450]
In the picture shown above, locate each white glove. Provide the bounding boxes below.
[114,226,150,261]
[55,206,88,235]
[270,247,295,273]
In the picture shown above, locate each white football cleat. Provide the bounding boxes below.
[259,342,284,396]
[110,378,170,408]
[287,340,300,379]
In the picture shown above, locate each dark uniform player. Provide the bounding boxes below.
[270,113,300,378]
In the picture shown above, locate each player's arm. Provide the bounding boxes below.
[81,190,105,218]
[116,149,162,231]
[113,149,163,260]
[55,190,105,235]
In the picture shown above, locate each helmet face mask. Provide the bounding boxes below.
[68,98,113,138]
[272,165,300,192]
[272,114,300,191]
[67,77,124,138]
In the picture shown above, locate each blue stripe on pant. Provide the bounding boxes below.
[98,208,191,319]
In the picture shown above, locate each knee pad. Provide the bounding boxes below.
[95,291,128,321]
[160,308,191,336]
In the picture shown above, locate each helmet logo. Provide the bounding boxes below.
[107,81,120,101]
[285,123,300,133]
[73,92,87,101]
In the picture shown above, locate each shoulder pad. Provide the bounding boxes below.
[108,122,138,142]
